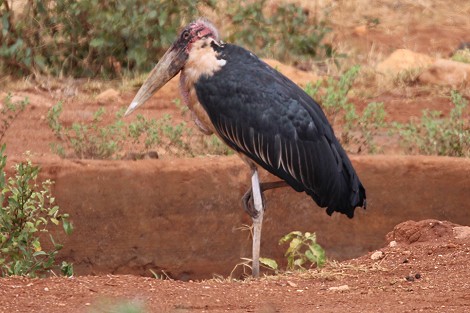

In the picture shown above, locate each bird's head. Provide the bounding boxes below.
[124,19,219,116]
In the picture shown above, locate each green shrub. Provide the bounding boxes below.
[130,113,197,157]
[47,103,233,159]
[1,0,335,77]
[305,65,360,126]
[0,0,210,77]
[306,65,386,153]
[0,144,73,277]
[0,94,29,142]
[393,90,469,157]
[48,103,127,159]
[354,102,387,154]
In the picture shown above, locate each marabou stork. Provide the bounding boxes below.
[124,19,366,278]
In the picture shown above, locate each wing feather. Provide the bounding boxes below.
[195,43,366,217]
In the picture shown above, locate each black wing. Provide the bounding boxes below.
[195,43,365,217]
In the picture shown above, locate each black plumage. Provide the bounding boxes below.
[195,43,366,218]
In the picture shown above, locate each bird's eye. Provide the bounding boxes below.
[182,30,190,40]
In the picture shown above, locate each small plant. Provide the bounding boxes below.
[451,48,470,64]
[48,103,127,159]
[202,135,234,156]
[354,102,387,153]
[0,94,29,142]
[48,102,235,159]
[306,66,387,153]
[393,90,469,157]
[305,65,360,126]
[392,68,422,87]
[48,103,188,159]
[127,113,193,157]
[259,257,278,273]
[279,231,326,270]
[127,113,161,153]
[0,145,73,277]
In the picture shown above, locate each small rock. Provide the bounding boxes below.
[376,49,434,76]
[44,287,49,291]
[328,285,349,292]
[415,273,421,279]
[371,251,385,260]
[405,276,415,282]
[419,59,470,87]
[287,281,297,288]
[389,240,397,247]
[353,25,368,36]
[453,226,470,240]
[96,88,120,104]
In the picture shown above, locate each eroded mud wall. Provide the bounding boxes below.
[19,155,470,280]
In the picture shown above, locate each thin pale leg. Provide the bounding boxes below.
[250,168,264,278]
[242,181,288,216]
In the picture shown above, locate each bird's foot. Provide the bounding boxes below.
[242,188,266,219]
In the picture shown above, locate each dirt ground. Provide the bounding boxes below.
[1,1,470,312]
[1,220,469,312]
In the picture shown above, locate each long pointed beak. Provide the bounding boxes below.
[125,46,187,116]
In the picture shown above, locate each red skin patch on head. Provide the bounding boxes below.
[181,19,219,54]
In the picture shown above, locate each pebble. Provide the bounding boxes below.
[371,251,385,260]
[328,285,350,292]
[95,88,120,103]
[389,240,397,247]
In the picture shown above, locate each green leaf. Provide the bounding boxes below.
[60,261,74,277]
[33,251,47,257]
[279,231,302,244]
[289,238,302,250]
[304,249,316,262]
[293,258,305,267]
[259,257,278,271]
[62,220,73,235]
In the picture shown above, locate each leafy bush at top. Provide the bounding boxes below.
[0,0,211,77]
[0,144,73,277]
[1,0,335,77]
[393,91,469,157]
[225,0,336,62]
